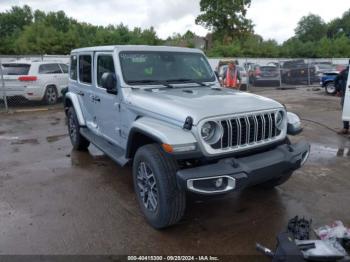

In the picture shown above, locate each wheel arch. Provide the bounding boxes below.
[126,128,162,159]
[125,117,197,159]
[64,92,86,126]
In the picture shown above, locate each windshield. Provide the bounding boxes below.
[119,51,215,85]
[2,63,30,75]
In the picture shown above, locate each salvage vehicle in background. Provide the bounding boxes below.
[64,45,310,229]
[281,60,316,84]
[320,72,339,95]
[311,62,334,81]
[1,61,68,104]
[251,65,280,86]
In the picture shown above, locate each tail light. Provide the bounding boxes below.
[18,76,37,81]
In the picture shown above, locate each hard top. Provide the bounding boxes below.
[71,45,204,54]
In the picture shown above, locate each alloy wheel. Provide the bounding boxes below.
[136,161,158,212]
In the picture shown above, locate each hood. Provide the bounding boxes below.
[126,86,283,125]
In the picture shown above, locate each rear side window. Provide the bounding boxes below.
[2,64,30,75]
[79,55,92,84]
[70,55,78,80]
[60,64,68,74]
[39,63,62,74]
[97,55,115,87]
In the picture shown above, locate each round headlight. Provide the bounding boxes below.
[201,121,221,144]
[276,110,284,130]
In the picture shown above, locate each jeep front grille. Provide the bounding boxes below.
[211,111,281,150]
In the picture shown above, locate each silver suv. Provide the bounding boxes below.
[64,45,310,229]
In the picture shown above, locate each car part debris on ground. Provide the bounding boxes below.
[256,217,350,261]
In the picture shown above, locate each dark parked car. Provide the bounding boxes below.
[321,72,339,95]
[252,65,280,86]
[281,60,316,84]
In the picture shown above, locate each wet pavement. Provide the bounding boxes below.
[0,87,350,258]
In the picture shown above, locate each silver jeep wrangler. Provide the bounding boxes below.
[64,45,310,229]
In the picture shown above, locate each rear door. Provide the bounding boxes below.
[38,63,62,90]
[342,67,350,122]
[69,53,95,127]
[93,52,121,145]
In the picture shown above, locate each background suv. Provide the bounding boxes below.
[1,61,68,104]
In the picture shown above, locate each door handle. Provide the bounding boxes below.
[77,91,84,96]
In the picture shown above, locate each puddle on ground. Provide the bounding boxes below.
[50,117,61,126]
[10,138,39,145]
[308,143,350,163]
[46,134,68,143]
[69,145,110,167]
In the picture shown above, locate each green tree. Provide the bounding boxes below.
[195,0,253,41]
[295,14,327,42]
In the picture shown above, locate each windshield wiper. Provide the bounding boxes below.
[166,78,212,87]
[127,80,173,88]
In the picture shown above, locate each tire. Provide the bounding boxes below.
[67,107,90,151]
[43,85,58,105]
[258,171,293,189]
[132,144,186,229]
[325,82,336,95]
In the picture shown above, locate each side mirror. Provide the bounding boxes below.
[287,112,303,135]
[101,72,118,95]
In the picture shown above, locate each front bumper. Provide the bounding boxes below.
[176,141,310,194]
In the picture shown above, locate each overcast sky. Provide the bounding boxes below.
[0,0,349,43]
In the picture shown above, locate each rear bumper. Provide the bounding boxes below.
[176,141,310,194]
[0,86,45,100]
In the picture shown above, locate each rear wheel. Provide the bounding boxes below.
[67,107,90,151]
[325,82,336,95]
[43,85,58,105]
[132,144,186,229]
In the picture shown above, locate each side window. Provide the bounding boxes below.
[70,55,77,80]
[60,64,68,74]
[97,55,115,88]
[79,55,92,84]
[38,63,62,74]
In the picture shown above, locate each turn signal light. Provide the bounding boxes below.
[162,144,173,153]
[18,76,37,81]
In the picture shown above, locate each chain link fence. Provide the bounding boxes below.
[209,57,348,91]
[0,55,348,113]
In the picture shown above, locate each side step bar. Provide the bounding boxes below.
[80,128,129,167]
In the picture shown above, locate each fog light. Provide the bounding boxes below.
[215,178,223,188]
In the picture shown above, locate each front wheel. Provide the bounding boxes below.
[325,82,336,95]
[67,107,90,151]
[132,144,186,229]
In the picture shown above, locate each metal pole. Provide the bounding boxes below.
[0,59,8,112]
[307,59,311,86]
[278,59,282,88]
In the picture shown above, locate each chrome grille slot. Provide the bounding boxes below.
[209,111,281,151]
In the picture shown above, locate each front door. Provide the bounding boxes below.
[342,67,350,122]
[93,52,121,146]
